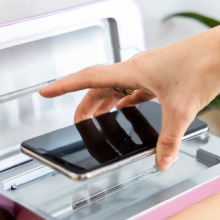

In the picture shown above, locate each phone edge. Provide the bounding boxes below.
[20,145,156,181]
[20,125,209,181]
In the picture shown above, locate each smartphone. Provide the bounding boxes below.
[20,102,209,181]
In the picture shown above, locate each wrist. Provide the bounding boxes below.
[204,26,220,80]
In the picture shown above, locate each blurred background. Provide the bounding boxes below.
[135,0,220,48]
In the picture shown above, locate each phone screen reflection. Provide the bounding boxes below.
[25,104,160,170]
[75,106,158,164]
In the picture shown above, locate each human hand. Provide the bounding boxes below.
[39,26,220,172]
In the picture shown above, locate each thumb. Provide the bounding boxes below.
[155,105,195,172]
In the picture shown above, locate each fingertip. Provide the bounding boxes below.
[39,86,51,98]
[115,104,122,110]
[115,99,130,110]
[38,88,46,97]
[155,153,173,172]
[39,85,61,98]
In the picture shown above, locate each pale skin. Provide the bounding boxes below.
[39,26,220,172]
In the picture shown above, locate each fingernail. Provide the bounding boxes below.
[159,156,173,171]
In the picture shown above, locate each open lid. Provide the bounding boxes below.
[0,19,115,99]
[0,0,146,98]
[0,0,146,150]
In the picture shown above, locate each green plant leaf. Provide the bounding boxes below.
[198,96,220,115]
[164,12,220,28]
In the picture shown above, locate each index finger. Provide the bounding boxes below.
[39,61,138,98]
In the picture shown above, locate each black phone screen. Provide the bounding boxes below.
[21,102,208,173]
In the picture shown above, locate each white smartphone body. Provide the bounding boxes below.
[20,102,209,181]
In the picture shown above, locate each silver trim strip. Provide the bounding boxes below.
[0,144,20,157]
[2,165,56,191]
[182,126,209,143]
[71,166,159,212]
[0,153,32,173]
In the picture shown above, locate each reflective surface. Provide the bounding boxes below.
[22,102,207,174]
[0,19,115,151]
[22,104,159,172]
[0,138,212,220]
[0,0,218,219]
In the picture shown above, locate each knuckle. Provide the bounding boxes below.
[129,58,141,73]
[75,108,91,122]
[113,92,125,99]
[59,84,67,95]
[94,91,106,100]
[131,58,138,68]
[80,67,95,88]
[80,67,94,76]
[159,135,180,153]
[91,88,113,100]
[94,109,106,117]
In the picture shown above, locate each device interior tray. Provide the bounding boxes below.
[0,135,214,220]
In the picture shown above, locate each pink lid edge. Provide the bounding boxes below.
[133,177,220,220]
